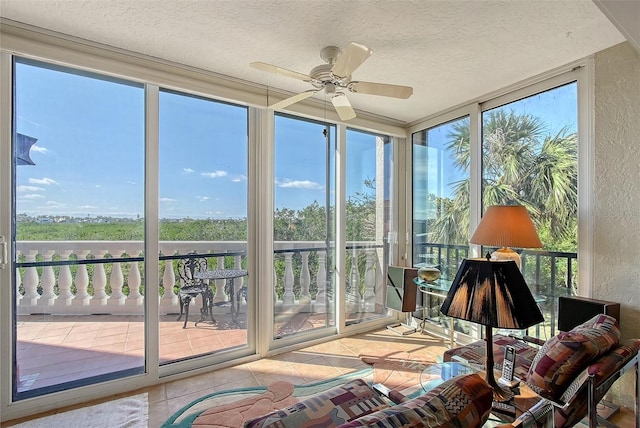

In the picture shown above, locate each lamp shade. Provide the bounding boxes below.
[440,258,544,329]
[470,205,542,249]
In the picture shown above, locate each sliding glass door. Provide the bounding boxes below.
[345,129,395,326]
[158,90,249,363]
[272,114,336,340]
[412,116,471,339]
[12,58,145,399]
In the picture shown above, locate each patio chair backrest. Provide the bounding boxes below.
[177,256,207,288]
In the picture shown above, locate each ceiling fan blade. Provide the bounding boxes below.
[331,42,373,78]
[349,81,413,99]
[270,89,318,110]
[250,62,311,81]
[331,93,356,121]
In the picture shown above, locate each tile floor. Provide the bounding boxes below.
[4,327,637,427]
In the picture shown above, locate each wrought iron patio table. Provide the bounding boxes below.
[194,269,248,323]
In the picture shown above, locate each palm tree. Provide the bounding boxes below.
[431,109,577,249]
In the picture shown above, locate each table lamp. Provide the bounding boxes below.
[440,257,544,401]
[470,205,542,269]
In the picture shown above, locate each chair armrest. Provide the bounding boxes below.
[497,398,554,428]
[521,335,546,346]
[372,383,408,404]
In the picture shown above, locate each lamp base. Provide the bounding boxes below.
[484,325,515,402]
[486,375,515,402]
[491,247,522,270]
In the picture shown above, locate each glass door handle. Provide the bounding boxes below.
[0,235,7,269]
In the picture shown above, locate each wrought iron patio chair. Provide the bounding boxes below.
[176,255,214,328]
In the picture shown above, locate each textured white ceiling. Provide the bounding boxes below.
[0,0,625,124]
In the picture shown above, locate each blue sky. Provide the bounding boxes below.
[412,82,577,220]
[14,58,576,221]
[14,59,381,220]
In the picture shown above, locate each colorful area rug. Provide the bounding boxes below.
[161,368,375,428]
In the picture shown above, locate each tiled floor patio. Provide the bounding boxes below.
[6,321,637,427]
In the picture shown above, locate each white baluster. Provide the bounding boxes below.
[273,266,278,306]
[20,250,40,307]
[160,258,177,313]
[73,250,91,306]
[39,250,57,306]
[108,250,125,307]
[213,257,226,303]
[363,249,377,311]
[234,255,245,309]
[374,250,385,309]
[90,250,108,308]
[349,250,362,311]
[299,251,311,310]
[126,261,143,306]
[315,251,327,313]
[55,250,74,306]
[283,252,295,305]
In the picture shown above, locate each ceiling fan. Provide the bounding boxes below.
[251,42,413,121]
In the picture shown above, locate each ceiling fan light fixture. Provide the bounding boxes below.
[325,83,336,95]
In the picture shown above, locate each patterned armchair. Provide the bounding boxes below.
[444,314,640,428]
[244,374,493,428]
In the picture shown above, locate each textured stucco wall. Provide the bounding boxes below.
[593,41,640,407]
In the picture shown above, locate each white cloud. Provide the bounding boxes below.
[183,168,195,174]
[232,175,247,183]
[22,194,45,199]
[79,205,97,209]
[197,196,210,202]
[30,145,48,153]
[278,179,323,189]
[28,177,57,185]
[201,170,228,178]
[46,201,66,208]
[160,197,176,202]
[17,185,44,192]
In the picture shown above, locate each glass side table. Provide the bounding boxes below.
[414,278,455,347]
[419,361,481,392]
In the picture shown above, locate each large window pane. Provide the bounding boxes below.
[412,117,471,277]
[412,116,471,339]
[345,129,394,325]
[158,90,249,363]
[13,58,145,399]
[273,115,335,339]
[481,82,578,340]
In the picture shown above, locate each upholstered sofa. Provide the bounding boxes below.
[243,372,493,428]
[444,314,640,428]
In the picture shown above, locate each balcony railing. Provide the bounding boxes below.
[14,241,386,317]
[16,240,576,339]
[415,242,578,339]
